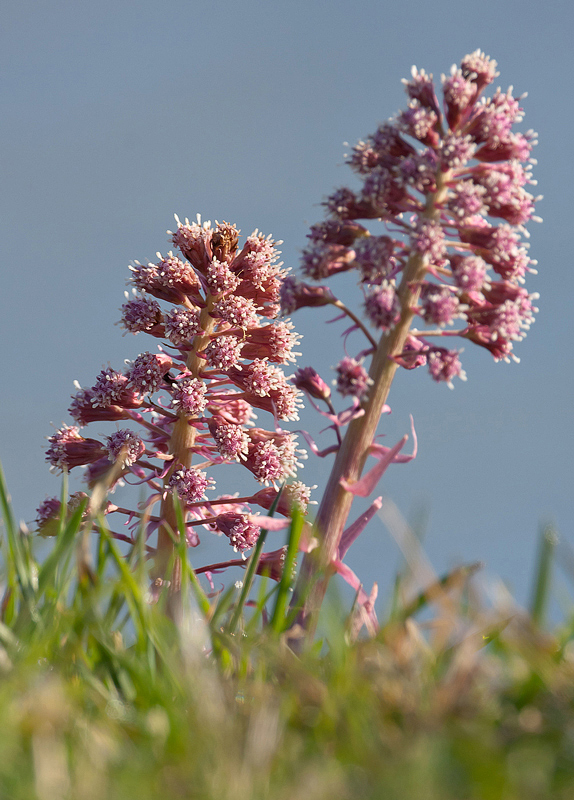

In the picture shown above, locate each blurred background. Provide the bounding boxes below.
[1,0,572,613]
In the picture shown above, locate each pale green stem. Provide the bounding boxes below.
[293,170,451,638]
[153,297,217,601]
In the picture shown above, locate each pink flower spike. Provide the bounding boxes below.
[338,496,383,560]
[332,558,379,633]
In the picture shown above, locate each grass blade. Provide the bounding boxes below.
[270,507,304,634]
[226,486,286,634]
[530,522,558,626]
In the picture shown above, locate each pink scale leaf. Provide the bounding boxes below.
[340,415,417,497]
[338,496,383,560]
[331,558,379,632]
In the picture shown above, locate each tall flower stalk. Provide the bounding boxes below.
[284,51,540,634]
[37,50,539,639]
[38,218,312,612]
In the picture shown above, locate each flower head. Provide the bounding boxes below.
[297,51,538,381]
[335,358,372,401]
[42,217,306,579]
[168,466,214,504]
[214,513,260,552]
[46,425,106,471]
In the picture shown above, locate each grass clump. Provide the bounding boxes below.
[2,464,574,800]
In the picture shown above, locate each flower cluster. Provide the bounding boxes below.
[283,53,540,635]
[34,52,540,638]
[283,51,540,392]
[38,217,310,578]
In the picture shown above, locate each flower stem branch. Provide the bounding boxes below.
[332,300,378,349]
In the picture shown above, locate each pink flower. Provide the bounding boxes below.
[427,349,467,388]
[292,367,331,401]
[69,387,132,425]
[126,352,173,395]
[364,282,401,330]
[105,430,145,466]
[208,416,250,461]
[335,357,372,400]
[121,295,164,335]
[214,513,261,552]
[202,336,244,370]
[251,481,314,516]
[241,321,301,364]
[279,277,335,314]
[420,284,463,326]
[170,374,208,416]
[164,307,202,346]
[168,467,214,504]
[42,217,306,576]
[46,425,106,471]
[287,52,538,633]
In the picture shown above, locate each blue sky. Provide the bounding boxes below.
[2,0,573,611]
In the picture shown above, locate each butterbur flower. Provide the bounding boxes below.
[241,321,301,364]
[279,277,335,314]
[335,357,372,400]
[35,493,91,537]
[214,513,261,553]
[292,367,331,401]
[293,50,539,394]
[256,547,289,581]
[287,51,539,633]
[208,416,250,461]
[213,295,259,328]
[91,367,142,409]
[428,349,467,388]
[164,307,202,346]
[105,430,145,465]
[39,215,310,598]
[121,294,164,335]
[353,236,397,284]
[46,425,107,471]
[450,254,489,293]
[69,386,133,425]
[126,352,173,395]
[37,51,540,639]
[129,252,202,305]
[301,242,357,280]
[36,497,63,531]
[201,335,244,370]
[364,282,401,330]
[167,467,214,505]
[419,284,464,326]
[252,481,316,516]
[170,374,208,415]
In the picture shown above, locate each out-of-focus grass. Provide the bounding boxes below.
[1,465,574,800]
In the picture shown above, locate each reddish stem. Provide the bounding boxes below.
[152,296,218,610]
[293,171,450,638]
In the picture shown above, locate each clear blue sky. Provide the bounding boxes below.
[2,0,573,611]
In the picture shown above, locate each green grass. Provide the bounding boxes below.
[1,466,574,799]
